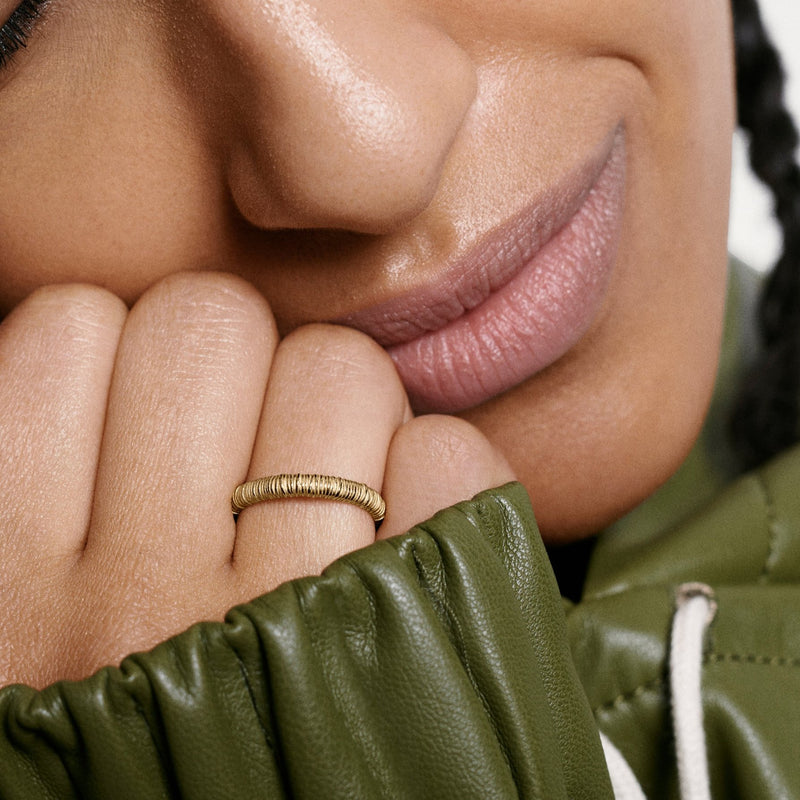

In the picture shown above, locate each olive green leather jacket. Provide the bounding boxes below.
[1,263,797,799]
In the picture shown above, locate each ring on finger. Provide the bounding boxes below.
[231,473,386,522]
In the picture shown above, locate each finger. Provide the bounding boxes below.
[377,414,516,539]
[83,272,277,584]
[0,285,126,560]
[232,324,410,594]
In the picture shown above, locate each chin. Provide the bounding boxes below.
[459,332,720,545]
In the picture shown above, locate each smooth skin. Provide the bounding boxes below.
[0,0,734,686]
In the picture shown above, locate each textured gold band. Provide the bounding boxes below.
[231,473,386,521]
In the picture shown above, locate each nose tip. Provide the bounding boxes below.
[221,7,477,234]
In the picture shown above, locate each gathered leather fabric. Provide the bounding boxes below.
[4,454,800,798]
[0,485,612,799]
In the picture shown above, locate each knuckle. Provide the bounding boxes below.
[280,323,404,388]
[1,284,127,360]
[133,271,278,348]
[399,414,496,464]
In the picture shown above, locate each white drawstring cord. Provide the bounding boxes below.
[670,583,717,800]
[600,731,647,800]
[600,582,717,800]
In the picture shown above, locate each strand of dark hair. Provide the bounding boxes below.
[729,0,800,470]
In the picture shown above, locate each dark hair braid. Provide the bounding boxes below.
[729,0,800,470]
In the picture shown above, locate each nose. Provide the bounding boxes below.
[193,0,477,234]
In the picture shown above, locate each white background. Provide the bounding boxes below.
[729,0,800,271]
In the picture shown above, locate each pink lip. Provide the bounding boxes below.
[338,126,626,413]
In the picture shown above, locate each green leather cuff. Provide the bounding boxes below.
[0,484,611,799]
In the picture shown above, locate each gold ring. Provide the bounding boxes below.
[231,473,386,521]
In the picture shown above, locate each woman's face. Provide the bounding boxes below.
[0,0,734,540]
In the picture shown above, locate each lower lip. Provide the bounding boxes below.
[388,130,626,414]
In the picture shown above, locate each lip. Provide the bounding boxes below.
[337,125,626,413]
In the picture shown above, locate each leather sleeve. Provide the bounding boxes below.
[0,484,612,799]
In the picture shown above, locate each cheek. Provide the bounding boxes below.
[0,105,215,311]
[0,6,226,312]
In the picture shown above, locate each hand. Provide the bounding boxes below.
[0,272,515,688]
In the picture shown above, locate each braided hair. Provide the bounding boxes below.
[729,0,800,469]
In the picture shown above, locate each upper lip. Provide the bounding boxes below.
[335,127,620,348]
